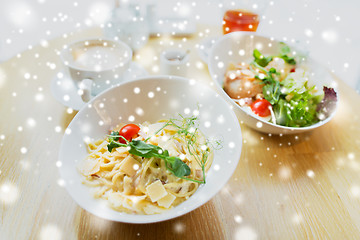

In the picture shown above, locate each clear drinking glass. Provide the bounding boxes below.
[105,2,149,51]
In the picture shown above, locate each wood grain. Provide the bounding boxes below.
[0,25,360,240]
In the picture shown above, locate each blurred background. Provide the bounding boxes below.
[1,0,359,92]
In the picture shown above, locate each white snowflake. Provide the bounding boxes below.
[0,183,19,205]
[39,224,62,240]
[20,147,27,154]
[235,226,257,240]
[306,170,315,178]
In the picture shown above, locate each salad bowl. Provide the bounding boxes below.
[208,32,338,134]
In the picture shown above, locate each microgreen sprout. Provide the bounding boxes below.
[107,113,222,184]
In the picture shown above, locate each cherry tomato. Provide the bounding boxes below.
[290,68,296,73]
[250,99,272,117]
[119,124,140,143]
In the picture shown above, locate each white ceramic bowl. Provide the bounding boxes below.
[58,75,242,223]
[208,32,338,134]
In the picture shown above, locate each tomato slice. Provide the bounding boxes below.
[250,99,272,117]
[119,124,140,143]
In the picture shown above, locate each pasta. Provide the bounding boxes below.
[78,118,213,214]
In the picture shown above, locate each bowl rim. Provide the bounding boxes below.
[58,75,243,223]
[208,31,338,132]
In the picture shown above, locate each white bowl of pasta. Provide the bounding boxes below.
[208,32,338,134]
[58,75,242,223]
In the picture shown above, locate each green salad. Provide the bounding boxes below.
[223,43,337,128]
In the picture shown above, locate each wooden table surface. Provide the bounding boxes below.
[1,25,360,240]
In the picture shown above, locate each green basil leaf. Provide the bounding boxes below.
[278,43,296,65]
[107,141,125,152]
[280,55,296,65]
[253,49,273,67]
[163,149,170,157]
[279,42,296,65]
[127,140,191,177]
[279,42,291,55]
[109,131,120,141]
[128,140,161,158]
[268,68,277,74]
[170,158,191,177]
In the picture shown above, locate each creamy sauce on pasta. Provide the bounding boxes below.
[78,120,213,214]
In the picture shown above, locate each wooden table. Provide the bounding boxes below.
[1,25,360,240]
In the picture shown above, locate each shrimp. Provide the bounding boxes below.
[223,65,263,99]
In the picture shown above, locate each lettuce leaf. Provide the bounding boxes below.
[273,88,322,127]
[316,87,337,119]
[279,42,296,65]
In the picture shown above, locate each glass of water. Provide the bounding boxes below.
[105,2,149,51]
